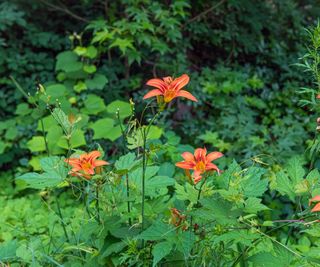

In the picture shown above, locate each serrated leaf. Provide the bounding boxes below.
[115,152,137,172]
[244,197,269,213]
[241,167,268,197]
[138,221,173,241]
[152,241,173,267]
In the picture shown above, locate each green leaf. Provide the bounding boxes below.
[57,129,86,149]
[27,136,46,152]
[147,126,163,140]
[106,100,131,119]
[16,156,67,189]
[101,241,126,258]
[146,176,175,197]
[115,152,137,173]
[138,221,173,241]
[51,108,72,134]
[152,241,172,267]
[90,118,122,141]
[82,94,106,115]
[287,156,305,185]
[0,240,18,261]
[241,167,268,197]
[85,46,98,59]
[85,74,108,90]
[83,64,97,74]
[74,80,87,92]
[109,38,135,54]
[56,51,82,73]
[46,84,66,99]
[213,230,260,246]
[15,103,31,115]
[74,46,87,56]
[244,197,269,213]
[175,182,198,204]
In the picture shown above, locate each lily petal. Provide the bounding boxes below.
[176,90,198,102]
[176,161,195,170]
[146,78,167,92]
[193,171,203,184]
[94,160,109,167]
[206,152,224,162]
[311,202,320,212]
[194,148,206,162]
[309,195,320,206]
[87,151,101,162]
[205,163,220,172]
[143,89,163,99]
[171,74,190,91]
[181,152,195,162]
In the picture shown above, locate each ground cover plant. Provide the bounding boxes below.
[2,0,320,266]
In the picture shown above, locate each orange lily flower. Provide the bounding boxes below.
[309,195,320,212]
[175,148,223,184]
[65,150,109,180]
[143,74,198,103]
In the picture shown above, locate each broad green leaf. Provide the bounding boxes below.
[0,240,18,261]
[85,74,108,90]
[115,152,137,172]
[46,84,66,99]
[138,221,173,241]
[90,118,114,139]
[152,241,173,267]
[74,46,87,56]
[244,197,269,213]
[90,118,122,141]
[56,51,82,73]
[15,103,31,115]
[241,167,268,197]
[106,100,131,118]
[286,156,305,185]
[82,94,106,115]
[101,241,126,258]
[83,64,97,74]
[27,136,46,152]
[57,129,86,149]
[213,230,260,246]
[85,46,98,59]
[175,182,198,204]
[16,156,67,189]
[0,140,6,153]
[147,126,163,140]
[146,176,175,197]
[73,80,87,92]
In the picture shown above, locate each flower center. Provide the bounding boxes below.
[195,161,206,172]
[164,90,176,103]
[81,161,92,171]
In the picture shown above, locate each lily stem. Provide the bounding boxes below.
[126,173,132,226]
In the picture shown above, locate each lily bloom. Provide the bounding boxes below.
[175,148,223,184]
[143,74,198,103]
[65,150,109,179]
[309,195,320,212]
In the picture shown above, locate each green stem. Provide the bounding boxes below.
[96,184,101,224]
[126,173,132,226]
[141,127,147,234]
[55,191,70,242]
[140,110,161,247]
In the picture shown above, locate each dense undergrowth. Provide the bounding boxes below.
[2,0,320,266]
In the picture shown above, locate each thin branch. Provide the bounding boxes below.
[182,0,227,27]
[39,0,89,23]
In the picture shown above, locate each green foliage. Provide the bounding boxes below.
[3,0,320,266]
